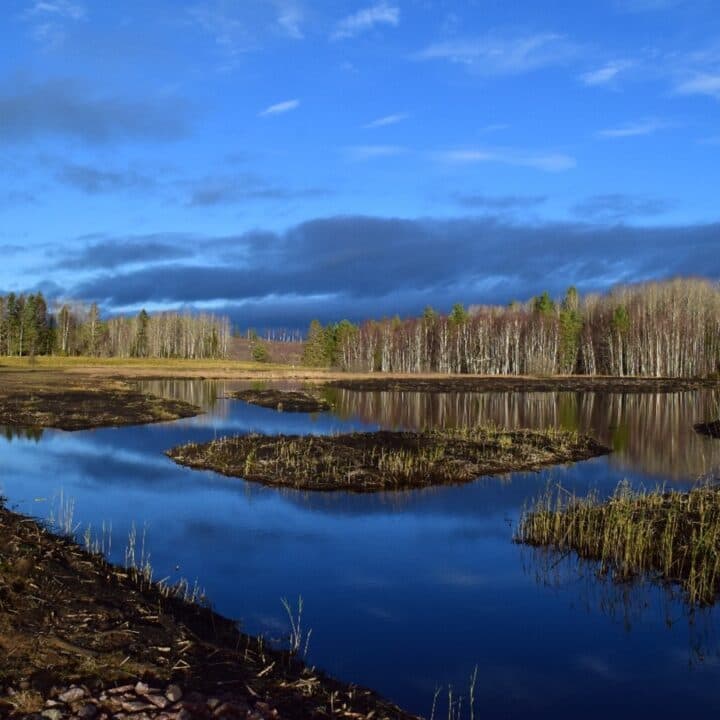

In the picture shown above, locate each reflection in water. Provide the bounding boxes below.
[332,389,720,480]
[521,544,720,667]
[137,379,224,412]
[0,425,44,442]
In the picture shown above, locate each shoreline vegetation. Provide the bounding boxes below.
[228,388,331,413]
[166,428,610,492]
[0,502,415,719]
[517,482,720,606]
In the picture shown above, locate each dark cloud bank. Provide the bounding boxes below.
[58,215,720,329]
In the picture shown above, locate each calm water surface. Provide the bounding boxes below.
[2,380,720,718]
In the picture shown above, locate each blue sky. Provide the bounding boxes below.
[2,0,720,328]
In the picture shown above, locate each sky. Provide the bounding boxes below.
[2,0,720,329]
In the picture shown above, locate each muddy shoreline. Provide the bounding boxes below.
[166,428,609,492]
[227,389,331,413]
[0,374,200,431]
[325,376,720,394]
[0,503,415,719]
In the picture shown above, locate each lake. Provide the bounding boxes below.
[2,380,720,717]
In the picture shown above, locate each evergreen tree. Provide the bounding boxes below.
[559,287,583,374]
[302,320,328,367]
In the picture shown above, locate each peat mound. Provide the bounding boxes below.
[167,427,609,492]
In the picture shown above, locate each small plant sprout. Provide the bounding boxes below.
[281,595,312,658]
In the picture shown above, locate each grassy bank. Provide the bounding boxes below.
[0,502,415,719]
[166,427,609,492]
[517,482,720,605]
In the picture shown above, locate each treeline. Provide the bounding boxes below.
[0,293,230,359]
[302,279,720,378]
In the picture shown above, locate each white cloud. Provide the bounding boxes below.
[597,119,667,138]
[363,113,408,129]
[345,145,406,160]
[189,1,304,63]
[332,3,399,41]
[580,60,633,86]
[415,32,574,75]
[437,148,575,172]
[273,0,304,39]
[27,1,85,20]
[22,0,85,48]
[675,73,720,99]
[258,99,300,116]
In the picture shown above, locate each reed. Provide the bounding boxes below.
[517,481,720,605]
[167,426,608,492]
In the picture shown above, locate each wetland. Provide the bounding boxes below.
[2,375,720,717]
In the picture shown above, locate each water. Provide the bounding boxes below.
[2,380,720,717]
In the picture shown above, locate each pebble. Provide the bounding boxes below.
[147,694,169,709]
[59,687,86,703]
[165,684,183,703]
[41,710,63,720]
[4,679,285,720]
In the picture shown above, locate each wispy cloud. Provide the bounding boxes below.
[23,0,85,48]
[580,60,633,86]
[332,3,399,41]
[0,78,191,144]
[345,145,406,160]
[415,32,575,75]
[675,73,720,99]
[56,163,153,194]
[572,193,671,222]
[363,113,408,129]
[258,99,300,117]
[437,147,576,172]
[453,194,546,210]
[26,1,85,20]
[189,1,304,63]
[274,0,304,39]
[597,118,668,138]
[186,174,327,206]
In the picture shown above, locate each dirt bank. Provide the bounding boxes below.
[0,503,415,719]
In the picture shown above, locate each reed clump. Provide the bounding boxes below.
[517,481,720,605]
[166,426,608,492]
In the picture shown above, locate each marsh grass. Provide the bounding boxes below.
[167,426,608,492]
[517,481,720,605]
